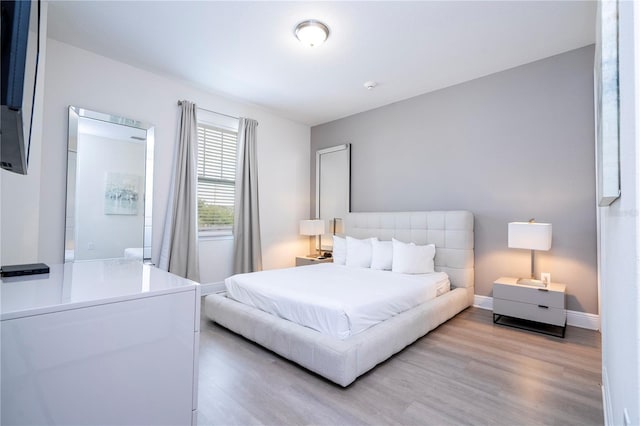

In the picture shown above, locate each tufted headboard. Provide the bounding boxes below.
[344,211,474,301]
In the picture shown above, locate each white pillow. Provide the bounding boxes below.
[391,238,436,274]
[370,239,393,270]
[346,236,374,268]
[332,235,346,265]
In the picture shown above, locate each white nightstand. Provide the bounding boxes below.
[493,277,567,338]
[295,256,333,267]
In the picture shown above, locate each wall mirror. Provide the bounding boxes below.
[65,106,154,262]
[316,144,351,250]
[595,0,620,206]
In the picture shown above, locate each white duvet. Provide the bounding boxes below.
[225,263,450,340]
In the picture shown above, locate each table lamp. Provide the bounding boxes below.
[508,220,552,287]
[300,219,325,258]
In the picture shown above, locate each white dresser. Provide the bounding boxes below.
[1,260,200,425]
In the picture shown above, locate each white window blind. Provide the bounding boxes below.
[197,123,237,236]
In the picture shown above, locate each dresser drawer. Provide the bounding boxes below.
[494,298,566,326]
[493,282,565,309]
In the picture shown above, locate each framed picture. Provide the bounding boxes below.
[595,0,620,206]
[104,172,141,215]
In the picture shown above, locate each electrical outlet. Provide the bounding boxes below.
[541,272,551,285]
[88,242,95,250]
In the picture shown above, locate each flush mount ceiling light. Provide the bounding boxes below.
[294,20,329,47]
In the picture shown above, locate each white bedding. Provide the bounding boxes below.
[225,263,450,340]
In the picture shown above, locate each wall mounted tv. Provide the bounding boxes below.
[1,0,41,175]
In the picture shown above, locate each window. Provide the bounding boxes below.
[197,123,237,237]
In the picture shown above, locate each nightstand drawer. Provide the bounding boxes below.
[494,298,566,326]
[493,282,564,309]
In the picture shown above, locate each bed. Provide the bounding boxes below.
[124,247,143,260]
[204,210,474,386]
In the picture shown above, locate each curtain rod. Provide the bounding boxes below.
[177,101,239,121]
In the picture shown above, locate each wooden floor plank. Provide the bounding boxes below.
[197,307,603,425]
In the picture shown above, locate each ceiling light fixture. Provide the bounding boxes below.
[295,20,329,47]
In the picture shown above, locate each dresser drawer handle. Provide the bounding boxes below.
[538,305,549,309]
[537,288,549,292]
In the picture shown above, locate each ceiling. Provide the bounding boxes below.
[47,1,596,126]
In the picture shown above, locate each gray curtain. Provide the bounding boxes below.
[232,118,262,274]
[158,100,200,281]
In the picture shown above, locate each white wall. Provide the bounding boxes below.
[1,1,48,265]
[31,38,309,282]
[600,1,640,425]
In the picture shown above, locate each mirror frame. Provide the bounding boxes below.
[316,144,351,249]
[65,106,155,262]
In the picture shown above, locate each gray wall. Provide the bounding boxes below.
[311,45,597,314]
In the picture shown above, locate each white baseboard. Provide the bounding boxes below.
[602,366,613,426]
[473,295,493,310]
[200,281,224,295]
[473,295,600,330]
[566,310,600,330]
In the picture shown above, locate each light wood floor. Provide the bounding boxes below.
[197,307,603,426]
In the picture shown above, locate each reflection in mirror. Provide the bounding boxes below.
[65,106,154,263]
[316,144,350,250]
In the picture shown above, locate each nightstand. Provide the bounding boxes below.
[493,277,567,338]
[295,256,333,267]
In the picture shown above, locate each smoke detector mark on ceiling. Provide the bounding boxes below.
[364,81,377,90]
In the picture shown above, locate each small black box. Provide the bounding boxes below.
[1,263,50,277]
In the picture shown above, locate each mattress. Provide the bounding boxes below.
[225,263,450,340]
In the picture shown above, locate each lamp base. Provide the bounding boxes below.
[516,278,547,288]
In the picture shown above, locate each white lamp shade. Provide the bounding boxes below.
[508,222,552,251]
[300,219,325,236]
